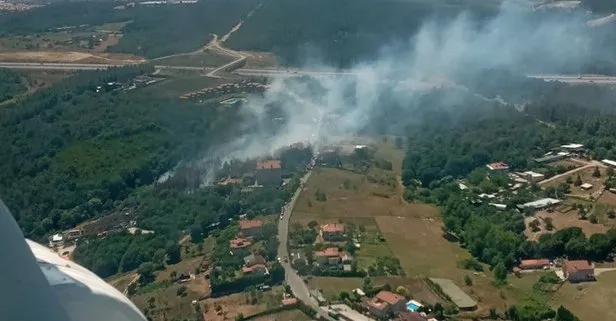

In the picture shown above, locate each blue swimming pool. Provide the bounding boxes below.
[406,300,423,312]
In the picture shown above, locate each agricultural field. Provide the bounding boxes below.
[200,286,286,321]
[550,271,616,321]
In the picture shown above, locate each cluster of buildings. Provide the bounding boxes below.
[179,81,269,100]
[229,219,264,252]
[326,290,436,321]
[515,259,595,283]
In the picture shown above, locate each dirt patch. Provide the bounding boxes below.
[526,210,609,237]
[0,50,144,64]
[251,310,312,321]
[201,287,284,321]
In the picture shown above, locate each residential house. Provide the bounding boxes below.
[321,224,345,241]
[397,312,428,321]
[563,260,594,283]
[242,264,268,275]
[365,291,406,318]
[243,254,266,267]
[48,234,64,247]
[255,160,282,186]
[239,219,263,238]
[315,247,341,266]
[517,198,561,210]
[519,259,550,270]
[560,144,584,152]
[486,162,509,172]
[522,171,545,183]
[230,237,252,252]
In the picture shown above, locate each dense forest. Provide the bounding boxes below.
[0,66,247,239]
[109,0,259,58]
[226,0,497,67]
[0,69,26,103]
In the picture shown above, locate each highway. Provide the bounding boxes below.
[3,62,616,85]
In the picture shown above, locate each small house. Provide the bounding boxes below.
[320,224,345,241]
[242,264,268,275]
[563,260,594,283]
[486,162,509,172]
[243,254,266,267]
[239,219,263,238]
[315,247,341,265]
[365,291,406,318]
[255,160,282,186]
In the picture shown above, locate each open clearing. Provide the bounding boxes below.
[201,286,285,321]
[0,51,144,64]
[550,271,616,321]
[251,309,312,321]
[543,166,608,200]
[525,210,609,239]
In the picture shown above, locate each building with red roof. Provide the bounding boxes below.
[563,260,594,283]
[320,224,345,241]
[519,259,550,270]
[365,291,406,318]
[256,160,282,186]
[315,247,341,265]
[486,162,509,172]
[242,264,268,275]
[239,219,263,237]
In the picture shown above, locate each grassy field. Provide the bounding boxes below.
[544,167,608,200]
[251,309,313,321]
[550,271,616,321]
[201,286,285,321]
[132,282,205,321]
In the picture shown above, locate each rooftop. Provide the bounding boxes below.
[282,298,298,306]
[565,260,593,272]
[523,171,545,177]
[520,259,550,268]
[486,162,509,170]
[242,263,267,274]
[603,159,616,167]
[256,160,281,170]
[375,290,405,305]
[321,223,345,233]
[561,143,584,149]
[239,219,263,230]
[428,278,477,309]
[518,198,561,209]
[580,183,593,189]
[315,247,340,257]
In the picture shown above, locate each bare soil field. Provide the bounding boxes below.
[543,167,608,200]
[525,210,609,238]
[251,309,312,321]
[0,50,144,64]
[242,51,278,68]
[550,271,616,321]
[132,278,209,321]
[201,287,284,321]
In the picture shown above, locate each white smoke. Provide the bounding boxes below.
[178,1,611,185]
